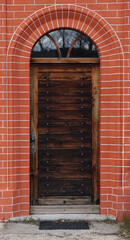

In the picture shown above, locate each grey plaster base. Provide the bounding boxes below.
[9,214,116,222]
[1,220,121,236]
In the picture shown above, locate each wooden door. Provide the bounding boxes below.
[30,61,100,206]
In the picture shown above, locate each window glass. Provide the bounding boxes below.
[31,29,99,58]
[70,35,99,58]
[31,35,59,58]
[49,29,80,57]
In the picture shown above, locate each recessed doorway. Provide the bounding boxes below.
[30,29,100,214]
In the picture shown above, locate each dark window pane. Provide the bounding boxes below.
[31,29,99,58]
[70,36,99,58]
[49,29,80,57]
[31,35,59,58]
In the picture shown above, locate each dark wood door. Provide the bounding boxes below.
[30,62,100,206]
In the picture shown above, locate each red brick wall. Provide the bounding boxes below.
[0,0,130,221]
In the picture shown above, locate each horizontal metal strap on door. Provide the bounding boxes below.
[38,107,91,111]
[38,100,92,105]
[38,73,92,79]
[39,83,91,89]
[38,128,92,135]
[38,145,91,150]
[38,94,92,99]
[39,159,91,164]
[39,165,92,170]
[38,148,92,154]
[41,134,90,138]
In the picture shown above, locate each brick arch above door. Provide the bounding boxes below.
[8,4,123,60]
[5,4,125,219]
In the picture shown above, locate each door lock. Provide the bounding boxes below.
[31,132,35,154]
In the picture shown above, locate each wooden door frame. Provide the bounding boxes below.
[30,58,100,205]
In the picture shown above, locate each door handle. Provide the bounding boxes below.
[31,132,35,154]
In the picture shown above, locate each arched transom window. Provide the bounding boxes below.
[31,29,99,58]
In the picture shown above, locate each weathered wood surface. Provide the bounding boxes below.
[31,205,100,214]
[31,58,100,64]
[92,65,100,203]
[38,64,92,199]
[38,71,91,80]
[30,62,100,206]
[39,179,91,197]
[38,126,91,134]
[38,120,91,127]
[38,63,92,72]
[38,196,91,205]
[30,65,38,205]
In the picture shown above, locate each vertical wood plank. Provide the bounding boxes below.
[30,64,38,204]
[92,64,100,203]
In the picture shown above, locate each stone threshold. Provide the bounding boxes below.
[9,214,116,222]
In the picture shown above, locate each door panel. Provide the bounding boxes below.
[38,64,92,200]
[30,63,100,205]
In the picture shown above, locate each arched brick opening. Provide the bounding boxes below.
[2,4,125,220]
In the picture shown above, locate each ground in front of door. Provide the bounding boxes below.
[0,220,129,240]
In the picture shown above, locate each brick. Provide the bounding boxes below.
[7,19,22,27]
[36,0,55,3]
[13,204,19,212]
[3,206,13,213]
[15,12,30,18]
[14,0,34,4]
[7,5,25,12]
[100,208,107,215]
[20,189,30,196]
[0,213,13,221]
[108,3,124,10]
[25,5,44,11]
[97,0,116,2]
[3,190,19,198]
[100,195,108,201]
[0,198,12,205]
[108,195,117,202]
[20,203,29,211]
[13,196,29,205]
[101,201,113,208]
[87,3,107,10]
[108,209,117,217]
[100,188,112,195]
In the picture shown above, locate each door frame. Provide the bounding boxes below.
[30,58,100,206]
